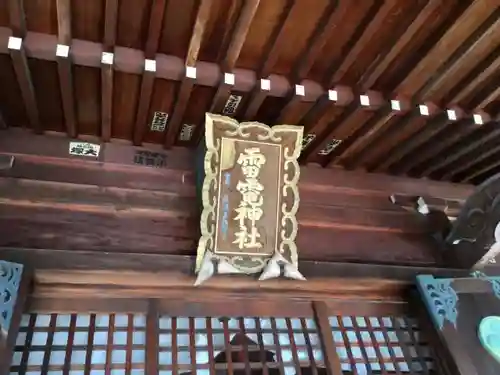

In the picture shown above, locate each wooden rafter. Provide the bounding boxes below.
[416,8,500,102]
[8,0,26,37]
[56,0,77,138]
[133,66,155,145]
[337,101,411,165]
[164,0,213,148]
[222,0,260,72]
[103,0,119,51]
[328,0,398,85]
[391,110,464,175]
[100,54,113,142]
[360,0,442,89]
[420,114,500,178]
[396,0,499,98]
[8,37,41,134]
[144,0,167,59]
[132,0,167,145]
[463,156,500,183]
[99,0,119,142]
[207,0,260,116]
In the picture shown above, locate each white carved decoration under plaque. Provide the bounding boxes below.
[0,260,23,335]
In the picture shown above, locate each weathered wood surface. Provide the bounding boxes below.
[0,247,468,317]
[0,129,473,265]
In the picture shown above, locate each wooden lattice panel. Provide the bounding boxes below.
[10,314,435,374]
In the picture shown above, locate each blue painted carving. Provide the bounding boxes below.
[0,260,23,335]
[479,316,500,364]
[417,275,458,330]
[471,270,500,300]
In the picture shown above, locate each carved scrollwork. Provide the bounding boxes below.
[196,113,303,277]
[0,260,23,334]
[417,275,458,330]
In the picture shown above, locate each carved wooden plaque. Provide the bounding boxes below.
[197,113,303,276]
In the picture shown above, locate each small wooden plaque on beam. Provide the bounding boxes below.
[195,113,304,285]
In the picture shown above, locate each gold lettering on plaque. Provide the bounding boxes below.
[233,147,266,250]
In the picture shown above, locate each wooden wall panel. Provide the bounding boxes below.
[142,78,176,144]
[24,0,57,35]
[116,0,153,50]
[112,71,141,140]
[73,65,101,136]
[158,0,198,57]
[28,59,64,132]
[236,0,289,71]
[71,0,105,43]
[0,130,474,266]
[0,54,28,127]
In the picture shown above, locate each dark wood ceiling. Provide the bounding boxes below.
[1,0,500,184]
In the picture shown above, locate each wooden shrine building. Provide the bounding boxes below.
[1,0,500,374]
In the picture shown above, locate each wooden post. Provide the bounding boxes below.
[0,261,30,375]
[312,301,342,375]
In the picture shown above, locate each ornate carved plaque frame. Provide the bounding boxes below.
[196,113,303,276]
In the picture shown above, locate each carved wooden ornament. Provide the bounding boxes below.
[195,113,304,285]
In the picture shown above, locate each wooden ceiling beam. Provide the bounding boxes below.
[206,1,260,119]
[56,0,71,45]
[290,0,340,82]
[404,115,487,175]
[257,0,295,78]
[99,0,120,142]
[241,78,270,120]
[55,0,76,138]
[273,1,339,124]
[132,0,168,145]
[144,0,167,59]
[7,37,41,134]
[378,108,465,173]
[328,0,397,85]
[164,0,213,148]
[56,46,77,138]
[447,142,500,181]
[222,0,260,72]
[391,109,464,175]
[337,99,411,166]
[8,0,26,38]
[103,0,119,51]
[416,9,500,102]
[462,157,500,183]
[303,92,384,164]
[133,62,156,145]
[360,0,442,89]
[100,52,113,142]
[369,105,441,173]
[420,113,500,178]
[0,248,467,290]
[396,0,499,98]
[450,51,500,106]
